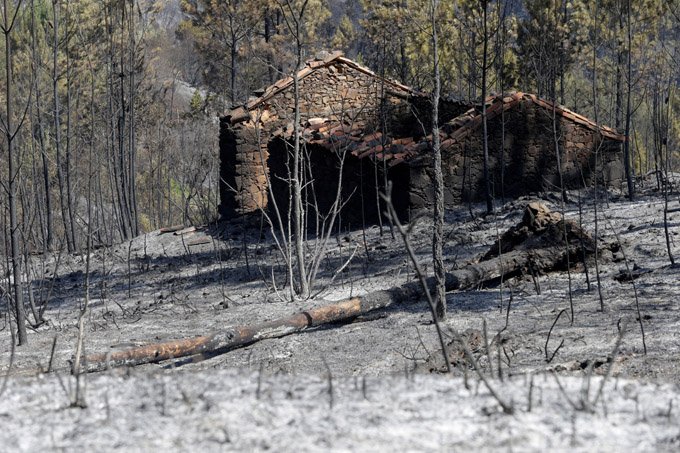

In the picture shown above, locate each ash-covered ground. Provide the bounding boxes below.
[1,187,679,451]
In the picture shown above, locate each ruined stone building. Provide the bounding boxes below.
[219,52,624,227]
[407,92,625,210]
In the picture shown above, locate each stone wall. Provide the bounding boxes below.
[407,100,624,211]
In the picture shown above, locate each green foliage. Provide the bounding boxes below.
[178,0,262,101]
[358,1,521,97]
[515,0,574,98]
[331,14,355,50]
[359,0,412,82]
[178,0,331,102]
[189,89,203,115]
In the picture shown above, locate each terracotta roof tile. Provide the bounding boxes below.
[240,90,623,168]
[440,93,625,143]
[362,132,383,142]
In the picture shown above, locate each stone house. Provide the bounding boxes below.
[406,92,625,210]
[219,53,624,227]
[219,51,470,224]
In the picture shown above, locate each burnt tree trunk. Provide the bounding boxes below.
[81,245,584,373]
[431,0,446,321]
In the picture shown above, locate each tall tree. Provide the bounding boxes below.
[430,0,445,320]
[29,0,54,251]
[480,0,493,213]
[622,0,634,199]
[277,0,310,299]
[179,0,257,105]
[103,0,141,240]
[359,0,411,84]
[52,0,76,251]
[516,0,573,99]
[1,0,29,345]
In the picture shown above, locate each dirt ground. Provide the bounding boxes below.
[1,187,680,451]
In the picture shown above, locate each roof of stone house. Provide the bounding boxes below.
[297,92,625,167]
[226,51,419,125]
[443,92,624,142]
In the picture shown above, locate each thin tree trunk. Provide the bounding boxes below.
[430,0,445,320]
[52,0,74,252]
[264,11,275,84]
[128,0,138,237]
[292,62,308,298]
[497,0,506,203]
[105,3,127,240]
[119,3,132,238]
[377,39,393,239]
[469,30,477,99]
[663,80,675,265]
[481,1,493,214]
[374,36,386,237]
[591,0,606,310]
[3,0,28,345]
[65,42,76,248]
[30,0,54,251]
[623,0,635,199]
[230,26,237,105]
[112,2,133,239]
[71,51,98,406]
[551,55,574,322]
[615,6,624,129]
[289,2,309,299]
[399,0,408,83]
[559,0,567,105]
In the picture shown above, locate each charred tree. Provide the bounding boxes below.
[430,0,446,320]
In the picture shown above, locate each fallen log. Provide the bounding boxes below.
[158,225,186,234]
[81,245,576,373]
[82,297,370,373]
[80,203,590,373]
[186,237,212,247]
[81,282,428,373]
